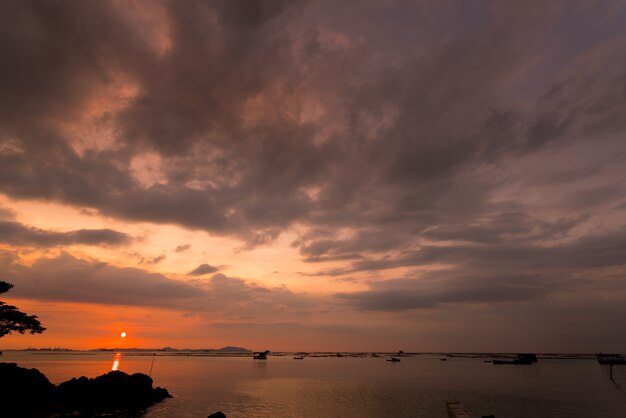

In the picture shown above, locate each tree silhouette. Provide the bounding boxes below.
[0,281,45,338]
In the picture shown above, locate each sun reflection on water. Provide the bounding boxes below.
[111,352,122,371]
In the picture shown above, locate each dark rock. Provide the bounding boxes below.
[0,362,171,417]
[0,362,55,417]
[57,370,172,412]
[208,412,227,418]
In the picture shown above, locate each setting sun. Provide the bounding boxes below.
[120,331,127,338]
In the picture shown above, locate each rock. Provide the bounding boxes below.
[57,370,172,412]
[0,362,171,417]
[208,412,227,418]
[0,362,55,417]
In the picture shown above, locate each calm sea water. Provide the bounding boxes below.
[3,351,626,417]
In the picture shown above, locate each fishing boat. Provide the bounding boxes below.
[253,350,269,360]
[387,357,401,362]
[492,358,528,365]
[492,353,536,365]
[597,353,626,365]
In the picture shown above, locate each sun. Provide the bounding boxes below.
[120,331,127,338]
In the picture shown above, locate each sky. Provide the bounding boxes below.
[1,0,626,352]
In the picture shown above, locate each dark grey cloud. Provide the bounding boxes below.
[296,212,585,265]
[2,253,202,308]
[2,0,624,247]
[314,226,626,278]
[336,272,561,312]
[296,228,408,261]
[187,263,219,276]
[333,226,626,312]
[421,212,584,245]
[187,273,317,319]
[0,220,131,247]
[0,0,152,136]
[1,253,317,318]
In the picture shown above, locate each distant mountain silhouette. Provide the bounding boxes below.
[218,346,251,352]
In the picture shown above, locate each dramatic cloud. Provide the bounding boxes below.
[336,273,552,312]
[2,254,317,322]
[2,253,202,308]
[3,0,623,245]
[188,273,317,319]
[0,220,131,247]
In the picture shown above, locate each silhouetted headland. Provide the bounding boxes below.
[0,362,170,417]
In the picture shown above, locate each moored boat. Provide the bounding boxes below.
[492,353,537,365]
[597,353,626,365]
[253,350,269,360]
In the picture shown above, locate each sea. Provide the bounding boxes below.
[3,351,626,418]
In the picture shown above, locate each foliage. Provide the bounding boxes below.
[0,281,45,338]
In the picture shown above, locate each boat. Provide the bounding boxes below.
[253,350,269,360]
[387,357,401,362]
[440,358,448,361]
[293,356,304,360]
[492,354,536,365]
[518,353,538,363]
[492,358,528,365]
[597,353,626,365]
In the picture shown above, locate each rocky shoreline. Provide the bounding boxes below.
[0,362,171,417]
